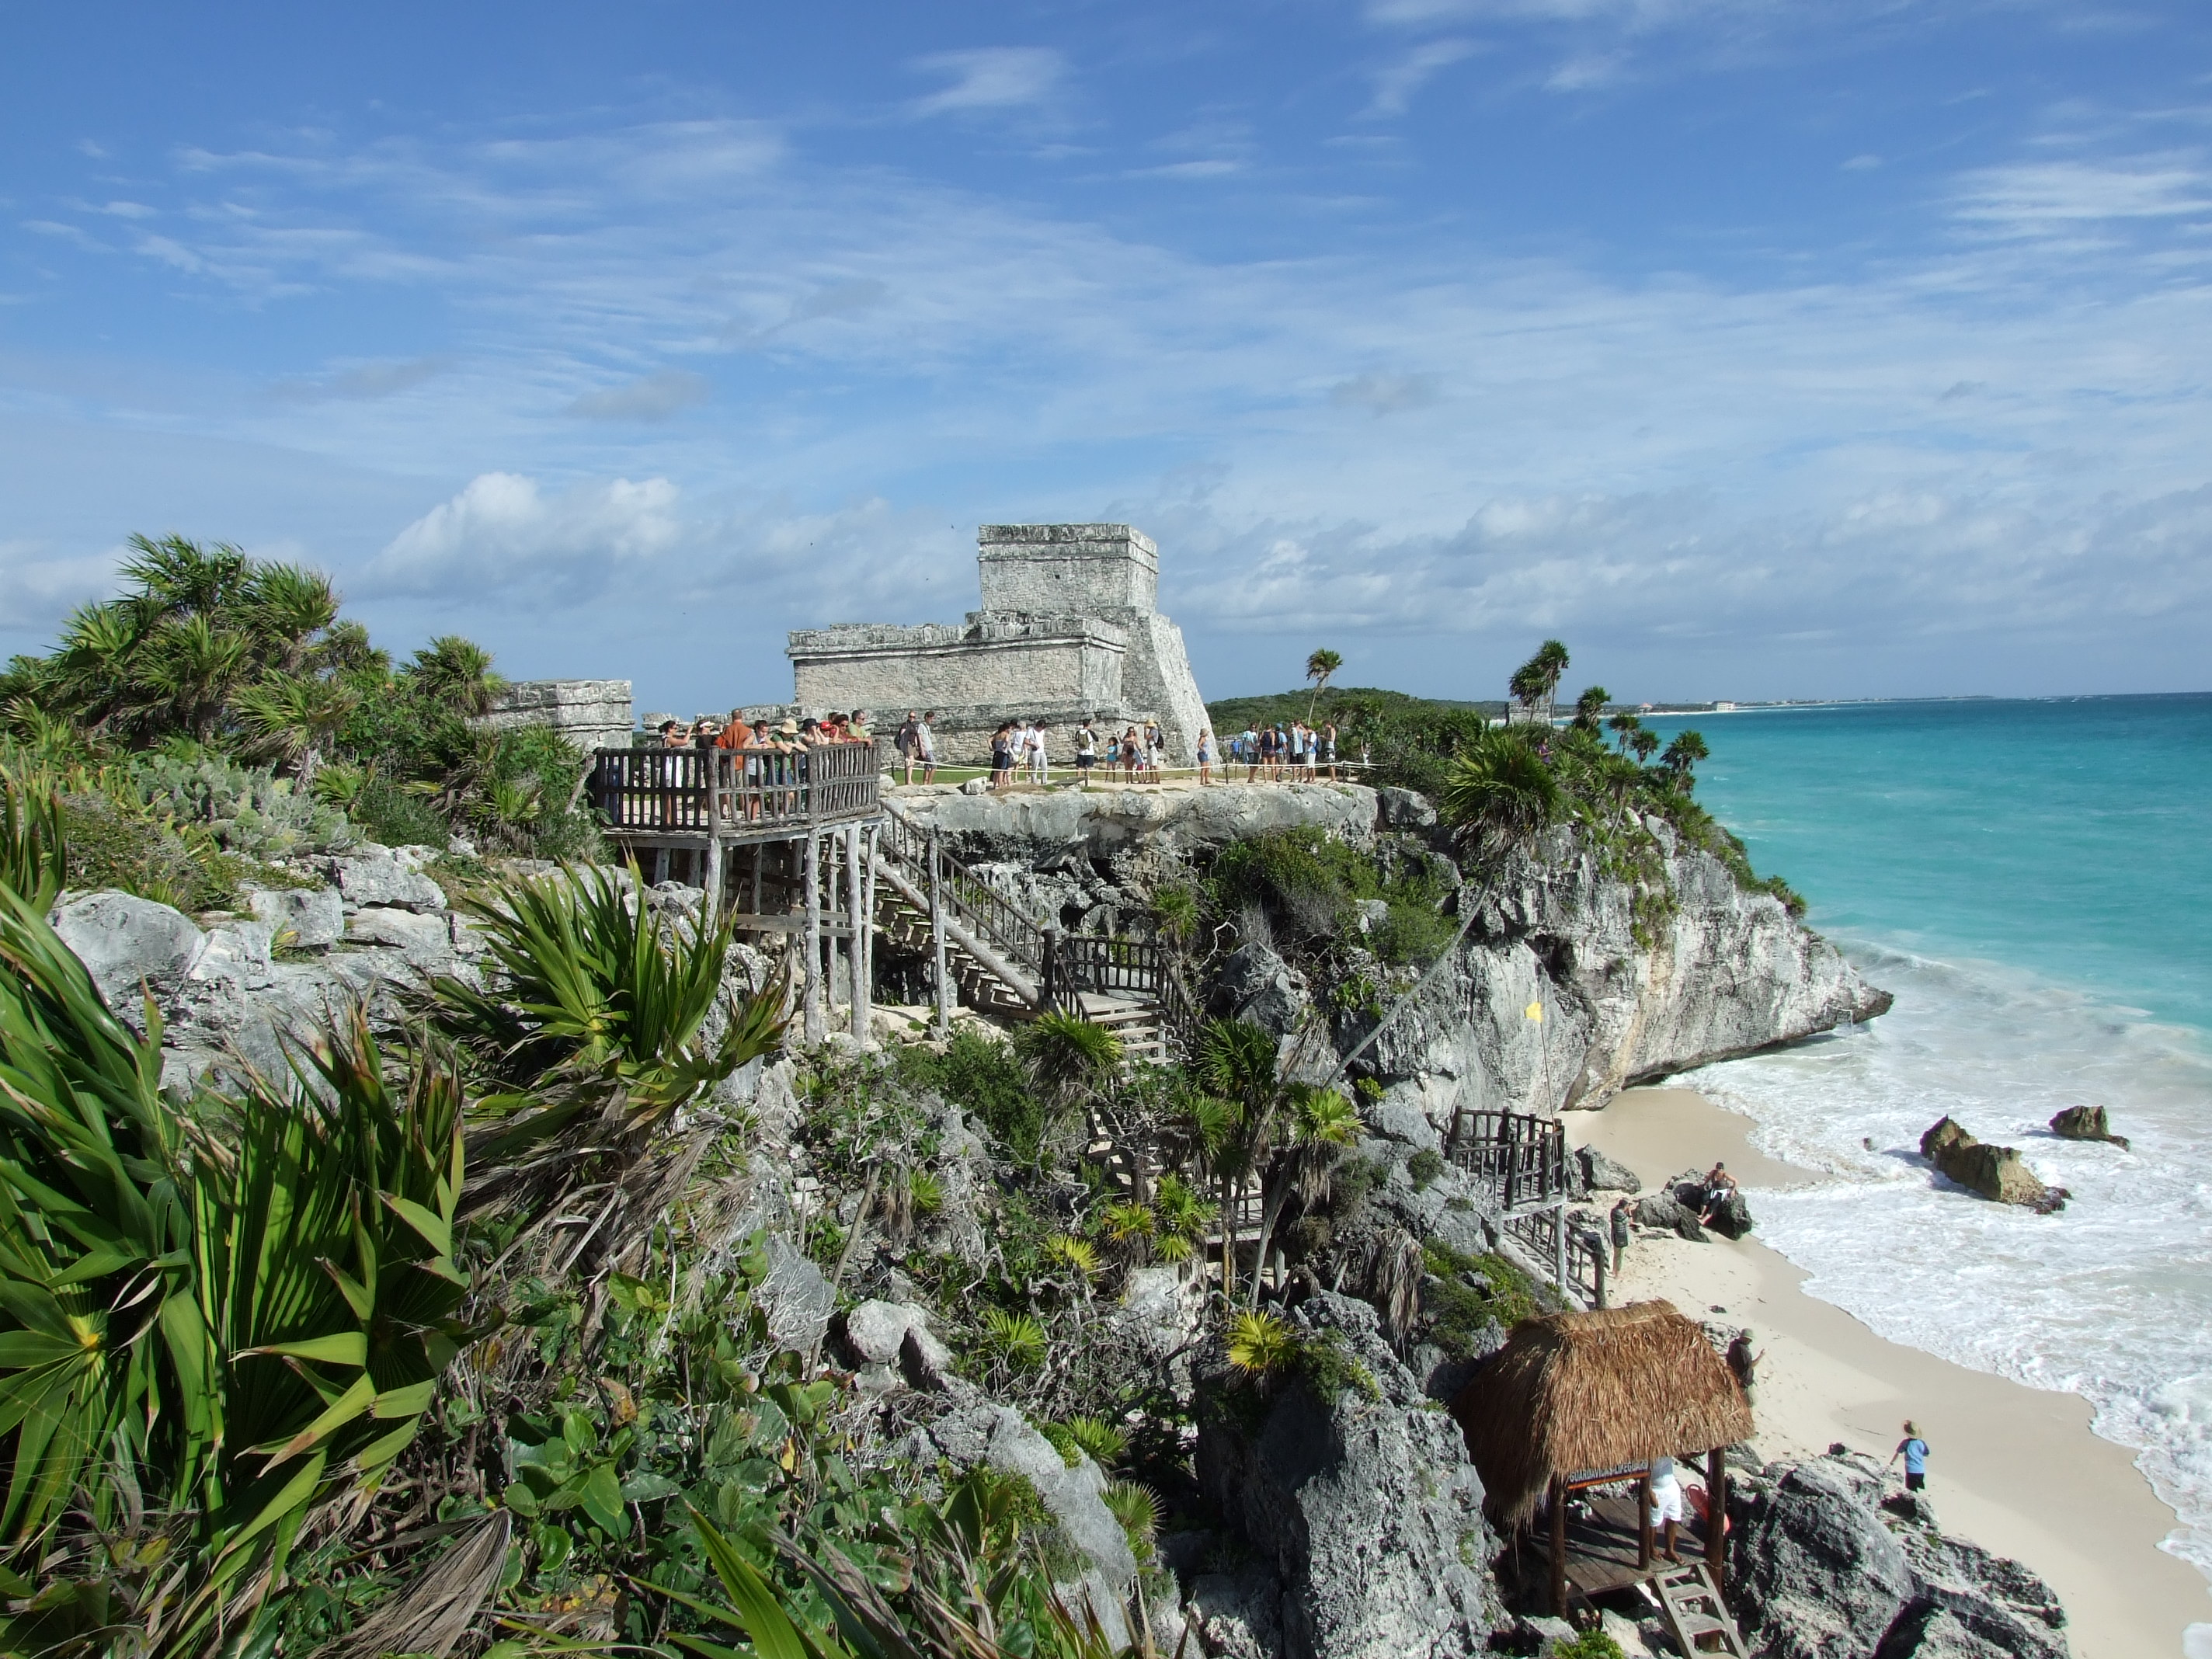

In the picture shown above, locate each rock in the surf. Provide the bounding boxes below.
[1918,1118,2059,1211]
[2048,1105,2128,1150]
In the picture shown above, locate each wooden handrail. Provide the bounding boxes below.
[591,741,882,833]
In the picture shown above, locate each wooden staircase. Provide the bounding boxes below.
[1651,1563,1747,1657]
[870,802,1192,1059]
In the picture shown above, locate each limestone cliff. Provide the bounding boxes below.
[1344,813,1891,1143]
[897,782,1889,1133]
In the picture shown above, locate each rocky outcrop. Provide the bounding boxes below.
[1195,1292,1501,1659]
[1731,1452,2069,1659]
[1919,1118,2062,1211]
[1577,1145,1641,1194]
[2048,1105,2127,1150]
[1344,816,1890,1131]
[899,785,1887,1129]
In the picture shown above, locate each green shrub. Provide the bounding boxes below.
[1407,1148,1445,1190]
[893,1028,1042,1162]
[1422,1241,1539,1356]
[1548,1629,1626,1659]
[58,792,244,912]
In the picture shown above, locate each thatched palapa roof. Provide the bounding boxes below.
[1449,1299,1752,1525]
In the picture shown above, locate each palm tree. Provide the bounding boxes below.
[1304,648,1343,724]
[1508,639,1570,724]
[1606,711,1643,755]
[245,562,339,673]
[118,532,251,621]
[1631,728,1661,764]
[142,611,252,742]
[1011,1010,1124,1174]
[1245,1083,1359,1306]
[1438,727,1565,854]
[1195,1017,1285,1299]
[235,671,358,785]
[1660,729,1709,789]
[407,634,501,716]
[1570,686,1610,734]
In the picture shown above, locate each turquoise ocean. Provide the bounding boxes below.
[1641,694,2212,1613]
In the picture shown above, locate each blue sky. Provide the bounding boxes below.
[4,0,2210,714]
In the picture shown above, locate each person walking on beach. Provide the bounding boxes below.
[1609,1198,1633,1275]
[1888,1422,1931,1491]
[1727,1329,1764,1407]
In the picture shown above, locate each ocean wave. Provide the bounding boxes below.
[1685,934,2212,1580]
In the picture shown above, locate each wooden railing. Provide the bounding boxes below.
[591,741,882,835]
[1445,1107,1569,1212]
[876,800,1200,1058]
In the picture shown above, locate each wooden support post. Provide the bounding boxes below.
[1595,1235,1609,1309]
[751,844,763,915]
[846,824,865,1042]
[1549,1474,1568,1617]
[705,756,725,914]
[930,830,951,1036]
[1706,1446,1729,1591]
[1555,1205,1569,1296]
[802,831,823,1043]
[824,830,840,1010]
[859,824,877,1038]
[1638,1469,1655,1570]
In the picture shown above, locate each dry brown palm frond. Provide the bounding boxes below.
[1449,1299,1751,1525]
[315,1511,512,1659]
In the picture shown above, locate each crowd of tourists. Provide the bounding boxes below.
[1223,718,1347,782]
[652,709,875,753]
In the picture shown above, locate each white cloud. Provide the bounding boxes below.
[564,368,711,421]
[369,472,683,600]
[910,48,1065,117]
[1952,156,2212,238]
[1369,40,1479,115]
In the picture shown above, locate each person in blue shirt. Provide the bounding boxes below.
[1888,1421,1930,1491]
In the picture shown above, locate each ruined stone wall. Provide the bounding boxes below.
[977,523,1158,614]
[478,678,634,754]
[788,616,1127,717]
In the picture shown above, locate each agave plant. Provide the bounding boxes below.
[0,873,470,1654]
[1225,1310,1296,1376]
[423,865,784,1210]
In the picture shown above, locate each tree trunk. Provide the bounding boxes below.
[1247,1174,1289,1309]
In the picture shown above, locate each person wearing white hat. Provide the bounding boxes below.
[1648,1455,1685,1563]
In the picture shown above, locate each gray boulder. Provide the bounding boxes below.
[248,885,346,948]
[1376,788,1438,831]
[1188,1563,1287,1659]
[756,1235,835,1354]
[1734,1454,2071,1659]
[1735,1458,1915,1658]
[51,891,206,1010]
[1197,1291,1499,1659]
[331,854,447,911]
[2047,1105,2127,1150]
[1635,1189,1706,1241]
[1577,1145,1641,1194]
[345,906,455,967]
[839,1299,928,1366]
[1216,941,1310,1038]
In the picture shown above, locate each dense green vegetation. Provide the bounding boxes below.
[1212,642,1805,921]
[0,534,600,906]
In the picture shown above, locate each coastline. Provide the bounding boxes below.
[1570,1086,2208,1659]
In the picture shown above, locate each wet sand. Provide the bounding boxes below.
[1570,1086,2210,1659]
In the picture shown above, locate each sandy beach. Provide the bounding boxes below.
[1572,1086,2210,1659]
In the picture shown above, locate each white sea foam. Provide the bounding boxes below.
[1685,936,2212,1584]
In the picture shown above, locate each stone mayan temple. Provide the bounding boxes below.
[786,523,1209,766]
